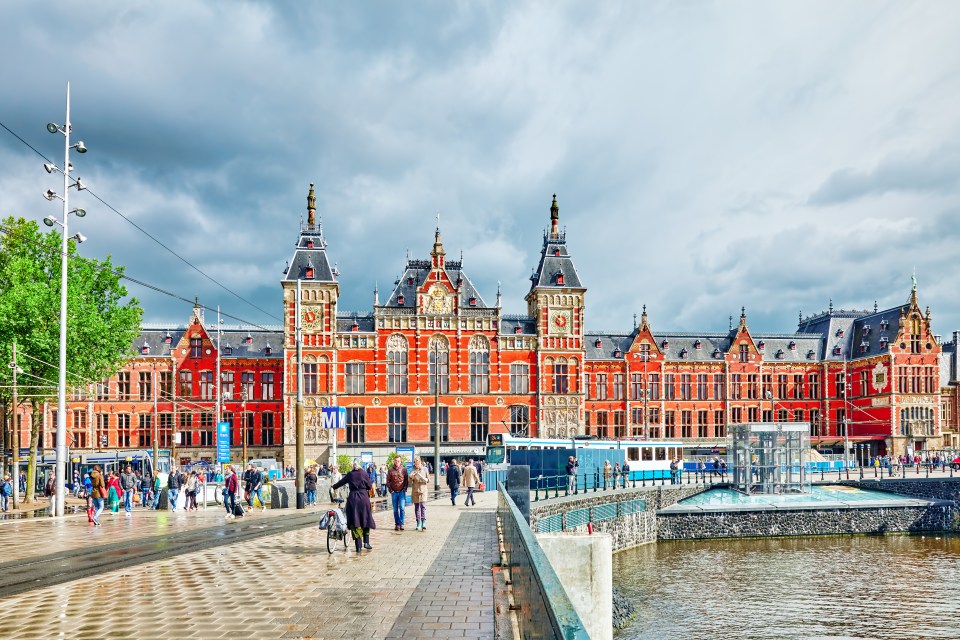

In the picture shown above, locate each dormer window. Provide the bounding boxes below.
[788,341,796,350]
[881,320,889,331]
[224,345,233,356]
[407,277,414,285]
[833,346,842,355]
[469,297,477,307]
[554,248,561,257]
[836,329,844,338]
[776,349,784,359]
[862,325,870,336]
[305,265,315,279]
[694,340,702,349]
[614,349,622,358]
[397,295,405,305]
[678,348,687,359]
[880,337,888,348]
[661,340,669,349]
[245,334,253,345]
[859,342,868,353]
[595,339,602,348]
[713,348,721,358]
[514,326,522,335]
[556,273,564,285]
[757,340,765,350]
[141,343,150,355]
[164,333,172,344]
[807,349,815,359]
[264,344,272,356]
[351,322,359,332]
[306,240,314,249]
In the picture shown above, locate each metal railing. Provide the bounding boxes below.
[497,483,589,640]
[528,470,726,501]
[533,498,648,534]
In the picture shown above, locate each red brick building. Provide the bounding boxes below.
[32,186,951,466]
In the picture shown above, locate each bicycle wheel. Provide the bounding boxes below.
[327,524,336,554]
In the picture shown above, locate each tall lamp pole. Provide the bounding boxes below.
[295,279,305,509]
[44,83,89,517]
[433,340,441,492]
[9,342,21,509]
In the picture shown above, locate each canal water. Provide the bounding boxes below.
[613,534,960,639]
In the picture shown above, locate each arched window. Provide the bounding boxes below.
[469,335,490,394]
[429,335,449,394]
[386,334,408,394]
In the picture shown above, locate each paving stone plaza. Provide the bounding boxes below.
[0,492,498,639]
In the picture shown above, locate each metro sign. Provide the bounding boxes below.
[321,407,346,429]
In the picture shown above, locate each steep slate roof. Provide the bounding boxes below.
[584,330,824,362]
[336,313,376,333]
[500,315,537,335]
[135,325,284,359]
[797,308,867,361]
[941,335,958,386]
[384,258,488,309]
[282,184,337,284]
[528,196,584,291]
[848,305,906,359]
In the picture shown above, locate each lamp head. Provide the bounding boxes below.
[72,232,87,244]
[46,123,59,134]
[43,216,56,227]
[74,141,87,154]
[72,208,86,218]
[43,163,57,174]
[43,189,56,201]
[74,179,86,191]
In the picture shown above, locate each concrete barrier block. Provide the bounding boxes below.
[538,532,613,640]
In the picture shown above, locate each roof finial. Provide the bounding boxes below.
[374,281,380,307]
[435,209,440,232]
[910,269,919,306]
[496,281,502,308]
[798,310,803,325]
[829,298,833,314]
[549,194,559,237]
[874,300,878,313]
[633,312,638,328]
[307,183,316,226]
[729,315,733,331]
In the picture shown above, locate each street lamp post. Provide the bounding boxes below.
[44,83,89,517]
[9,342,21,509]
[641,350,650,440]
[433,339,441,492]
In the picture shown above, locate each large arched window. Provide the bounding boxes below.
[429,335,449,394]
[469,335,490,394]
[386,334,408,394]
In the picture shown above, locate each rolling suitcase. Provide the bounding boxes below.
[233,502,245,517]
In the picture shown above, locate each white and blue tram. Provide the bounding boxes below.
[485,433,685,480]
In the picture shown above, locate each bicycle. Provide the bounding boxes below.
[321,498,349,554]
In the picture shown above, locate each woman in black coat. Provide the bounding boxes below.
[331,461,377,552]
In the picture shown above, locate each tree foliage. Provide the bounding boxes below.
[0,216,143,499]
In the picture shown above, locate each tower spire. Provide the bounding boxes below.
[549,193,559,237]
[307,183,316,226]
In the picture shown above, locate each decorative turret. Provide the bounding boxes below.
[550,193,560,237]
[307,183,317,226]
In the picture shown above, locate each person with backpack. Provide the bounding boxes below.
[167,465,182,511]
[248,466,264,511]
[224,465,240,519]
[446,458,461,506]
[304,466,318,506]
[1,474,12,512]
[89,465,105,526]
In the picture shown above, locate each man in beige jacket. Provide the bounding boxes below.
[461,458,480,507]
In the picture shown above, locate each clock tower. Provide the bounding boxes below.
[281,184,340,466]
[525,195,587,437]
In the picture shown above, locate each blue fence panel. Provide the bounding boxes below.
[536,513,563,533]
[566,507,591,528]
[619,499,647,516]
[592,502,617,522]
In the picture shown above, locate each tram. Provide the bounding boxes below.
[16,449,172,492]
[485,433,684,480]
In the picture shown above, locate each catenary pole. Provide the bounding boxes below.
[295,279,305,509]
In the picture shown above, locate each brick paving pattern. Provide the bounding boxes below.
[0,490,498,640]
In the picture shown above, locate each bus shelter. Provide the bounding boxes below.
[729,423,810,495]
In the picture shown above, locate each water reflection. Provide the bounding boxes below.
[613,535,960,639]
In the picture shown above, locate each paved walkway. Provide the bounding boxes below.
[0,490,498,640]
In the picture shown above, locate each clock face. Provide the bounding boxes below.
[301,305,322,330]
[549,310,572,334]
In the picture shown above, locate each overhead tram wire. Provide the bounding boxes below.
[0,119,281,323]
[0,221,276,332]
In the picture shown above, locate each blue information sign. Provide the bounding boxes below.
[216,422,231,463]
[321,407,346,429]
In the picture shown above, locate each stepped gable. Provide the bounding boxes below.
[282,183,337,284]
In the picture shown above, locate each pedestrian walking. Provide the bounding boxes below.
[248,466,265,511]
[566,456,579,492]
[410,456,430,531]
[120,465,137,515]
[446,458,461,505]
[386,456,409,530]
[378,463,387,497]
[168,466,182,511]
[89,465,105,526]
[140,471,152,508]
[44,471,56,511]
[613,462,621,488]
[224,465,240,519]
[73,469,81,497]
[462,458,480,506]
[1,474,11,512]
[305,466,318,505]
[185,471,199,511]
[367,463,378,494]
[331,459,377,551]
[603,460,613,487]
[107,471,122,513]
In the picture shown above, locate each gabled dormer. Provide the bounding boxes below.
[626,305,663,362]
[727,307,760,364]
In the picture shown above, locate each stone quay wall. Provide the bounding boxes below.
[529,485,708,551]
[658,504,957,540]
[840,477,960,502]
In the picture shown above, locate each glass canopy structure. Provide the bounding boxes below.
[729,423,811,495]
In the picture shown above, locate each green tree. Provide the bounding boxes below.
[336,453,352,474]
[0,217,142,502]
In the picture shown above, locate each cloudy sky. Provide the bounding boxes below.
[2,1,959,338]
